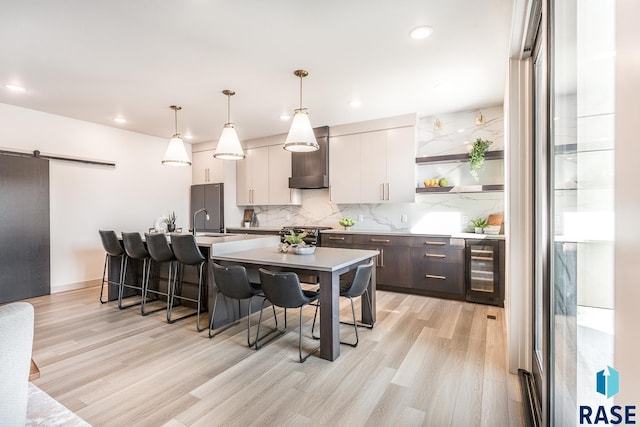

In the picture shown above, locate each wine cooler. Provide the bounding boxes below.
[465,239,504,307]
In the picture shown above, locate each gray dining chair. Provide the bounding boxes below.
[209,263,278,346]
[256,268,319,363]
[312,261,374,347]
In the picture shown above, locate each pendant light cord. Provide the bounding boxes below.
[299,74,303,109]
[174,108,178,135]
[227,93,231,123]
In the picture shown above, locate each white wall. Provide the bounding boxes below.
[0,103,192,293]
[615,0,640,404]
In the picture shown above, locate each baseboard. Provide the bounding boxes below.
[51,279,100,294]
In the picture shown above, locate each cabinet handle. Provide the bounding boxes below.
[425,253,446,258]
[380,183,385,201]
[471,256,493,261]
[370,238,390,243]
[328,237,345,241]
[385,182,390,200]
[425,274,446,280]
[424,241,446,246]
[378,248,384,267]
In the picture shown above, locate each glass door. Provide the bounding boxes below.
[552,0,615,424]
[532,12,551,422]
[531,0,616,425]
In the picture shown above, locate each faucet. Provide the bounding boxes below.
[192,208,210,236]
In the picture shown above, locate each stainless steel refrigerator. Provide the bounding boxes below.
[190,183,224,232]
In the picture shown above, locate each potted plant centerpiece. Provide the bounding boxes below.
[165,211,177,232]
[469,138,493,181]
[282,229,315,254]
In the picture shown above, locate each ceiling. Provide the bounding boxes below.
[0,0,513,144]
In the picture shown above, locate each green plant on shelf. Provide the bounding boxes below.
[470,218,488,228]
[469,138,493,181]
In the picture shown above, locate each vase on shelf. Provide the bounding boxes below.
[474,227,483,234]
[167,223,176,232]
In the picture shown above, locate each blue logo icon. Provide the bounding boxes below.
[596,366,619,398]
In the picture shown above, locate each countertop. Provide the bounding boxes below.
[212,246,379,272]
[320,229,505,240]
[225,226,282,233]
[223,226,506,240]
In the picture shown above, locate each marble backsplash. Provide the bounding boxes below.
[246,189,503,234]
[240,105,505,234]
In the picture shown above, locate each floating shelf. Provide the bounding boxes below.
[416,150,504,164]
[416,184,504,194]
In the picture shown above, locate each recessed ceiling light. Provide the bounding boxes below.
[457,128,465,133]
[114,117,127,124]
[349,100,362,108]
[184,134,194,140]
[5,84,26,92]
[409,26,433,40]
[280,114,291,121]
[433,82,450,90]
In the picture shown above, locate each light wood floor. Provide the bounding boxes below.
[27,287,523,426]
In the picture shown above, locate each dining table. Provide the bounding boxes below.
[211,246,379,361]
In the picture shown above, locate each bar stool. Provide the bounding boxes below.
[143,233,175,317]
[311,261,374,347]
[169,234,207,332]
[120,232,149,310]
[98,230,125,304]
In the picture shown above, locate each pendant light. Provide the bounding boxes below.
[284,69,319,152]
[214,90,245,160]
[162,105,191,166]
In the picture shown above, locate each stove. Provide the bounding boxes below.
[279,225,333,246]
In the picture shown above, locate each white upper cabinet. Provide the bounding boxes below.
[236,137,302,206]
[192,149,224,185]
[236,146,269,205]
[329,116,416,204]
[329,134,361,204]
[384,126,417,202]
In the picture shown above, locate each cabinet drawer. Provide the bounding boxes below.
[412,262,464,295]
[410,236,465,249]
[351,234,408,246]
[321,233,353,246]
[411,247,464,265]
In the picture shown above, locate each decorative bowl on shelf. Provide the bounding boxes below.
[291,245,316,255]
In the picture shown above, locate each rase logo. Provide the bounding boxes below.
[597,366,620,399]
[579,366,636,425]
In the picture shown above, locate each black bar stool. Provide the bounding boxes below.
[144,233,175,317]
[169,234,207,331]
[98,230,125,304]
[120,232,149,310]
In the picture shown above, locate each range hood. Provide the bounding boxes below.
[288,126,329,189]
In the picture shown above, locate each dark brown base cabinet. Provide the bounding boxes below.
[322,232,468,301]
[410,237,466,300]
